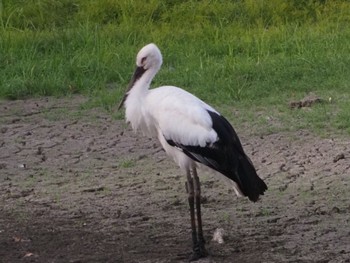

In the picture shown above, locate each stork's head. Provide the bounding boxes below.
[136,43,163,71]
[117,43,163,111]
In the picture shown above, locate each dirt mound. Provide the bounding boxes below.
[289,92,325,109]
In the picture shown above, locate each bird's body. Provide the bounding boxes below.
[127,85,216,166]
[119,43,267,260]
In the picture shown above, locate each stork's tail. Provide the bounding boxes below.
[233,154,267,202]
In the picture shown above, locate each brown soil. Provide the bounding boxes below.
[0,96,349,263]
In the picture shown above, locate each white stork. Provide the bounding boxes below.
[118,43,267,260]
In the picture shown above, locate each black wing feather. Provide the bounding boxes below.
[166,110,267,202]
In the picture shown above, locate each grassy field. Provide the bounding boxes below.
[1,0,350,134]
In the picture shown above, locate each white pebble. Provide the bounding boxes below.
[212,228,225,244]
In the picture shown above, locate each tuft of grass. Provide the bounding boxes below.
[119,159,136,168]
[1,0,350,134]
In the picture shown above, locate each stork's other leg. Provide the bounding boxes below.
[192,168,208,258]
[186,169,198,253]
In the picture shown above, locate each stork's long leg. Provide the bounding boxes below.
[186,169,198,251]
[192,168,208,257]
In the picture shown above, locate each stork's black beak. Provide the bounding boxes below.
[117,66,147,111]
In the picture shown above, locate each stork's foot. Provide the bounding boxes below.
[189,243,208,261]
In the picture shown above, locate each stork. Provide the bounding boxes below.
[118,43,267,260]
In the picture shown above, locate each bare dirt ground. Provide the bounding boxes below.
[0,96,349,263]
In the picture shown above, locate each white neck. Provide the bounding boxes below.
[129,67,158,97]
[125,66,159,132]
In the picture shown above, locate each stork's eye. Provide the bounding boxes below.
[141,56,147,65]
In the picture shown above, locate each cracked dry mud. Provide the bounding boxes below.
[0,96,349,263]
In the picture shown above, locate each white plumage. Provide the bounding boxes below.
[118,43,267,260]
[149,87,219,166]
[122,44,219,171]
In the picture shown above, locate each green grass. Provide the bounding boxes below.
[119,159,136,168]
[1,0,350,134]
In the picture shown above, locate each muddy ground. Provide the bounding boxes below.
[0,96,349,263]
